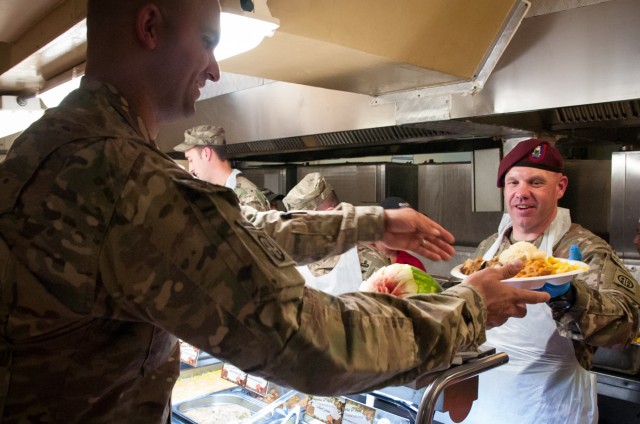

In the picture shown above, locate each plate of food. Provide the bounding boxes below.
[450,241,589,289]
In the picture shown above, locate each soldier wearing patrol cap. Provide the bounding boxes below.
[284,173,391,293]
[283,172,339,211]
[174,125,270,211]
[435,138,640,424]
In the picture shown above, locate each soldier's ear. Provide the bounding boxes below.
[136,4,162,50]
[202,146,214,161]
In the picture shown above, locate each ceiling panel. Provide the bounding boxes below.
[0,0,529,98]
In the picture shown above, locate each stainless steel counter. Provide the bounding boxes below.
[593,369,640,404]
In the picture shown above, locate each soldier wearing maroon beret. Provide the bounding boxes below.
[436,138,640,424]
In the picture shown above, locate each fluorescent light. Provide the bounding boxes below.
[217,0,280,61]
[0,109,45,138]
[35,2,279,109]
[0,96,45,138]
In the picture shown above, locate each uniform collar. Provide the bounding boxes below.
[78,77,154,146]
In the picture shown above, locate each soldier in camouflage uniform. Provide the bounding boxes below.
[174,125,271,211]
[0,1,549,422]
[283,173,391,291]
[436,139,640,424]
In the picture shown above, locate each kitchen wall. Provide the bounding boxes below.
[241,157,616,279]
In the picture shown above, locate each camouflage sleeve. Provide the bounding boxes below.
[306,255,339,277]
[305,243,390,279]
[357,243,392,280]
[233,176,271,212]
[475,234,500,257]
[240,203,385,265]
[105,168,487,395]
[551,225,640,348]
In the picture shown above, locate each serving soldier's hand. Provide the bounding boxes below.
[464,260,551,329]
[382,208,456,261]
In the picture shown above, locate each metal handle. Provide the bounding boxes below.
[414,352,509,424]
[278,405,302,424]
[245,389,298,423]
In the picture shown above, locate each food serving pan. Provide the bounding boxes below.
[174,387,280,424]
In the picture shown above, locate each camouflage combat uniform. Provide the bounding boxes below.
[233,174,270,211]
[477,224,640,369]
[283,173,391,281]
[308,243,391,280]
[0,78,488,423]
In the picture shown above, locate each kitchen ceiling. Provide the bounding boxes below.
[0,0,613,98]
[1,0,636,158]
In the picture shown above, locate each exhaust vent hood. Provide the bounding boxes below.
[0,0,529,100]
[552,100,640,131]
[212,121,531,162]
[219,0,530,96]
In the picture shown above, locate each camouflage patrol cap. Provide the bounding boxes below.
[283,172,335,211]
[173,125,226,152]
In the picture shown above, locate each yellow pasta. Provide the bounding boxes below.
[515,257,585,278]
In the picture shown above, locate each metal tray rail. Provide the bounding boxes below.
[414,352,509,424]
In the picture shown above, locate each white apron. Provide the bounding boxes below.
[295,247,362,295]
[435,208,597,424]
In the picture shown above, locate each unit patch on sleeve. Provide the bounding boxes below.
[236,220,296,268]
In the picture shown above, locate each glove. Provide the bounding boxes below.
[536,281,571,297]
[569,244,583,261]
[534,244,583,297]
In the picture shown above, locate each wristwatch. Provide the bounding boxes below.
[547,284,576,320]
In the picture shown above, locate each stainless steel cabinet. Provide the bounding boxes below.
[610,152,640,260]
[239,165,297,197]
[295,163,418,207]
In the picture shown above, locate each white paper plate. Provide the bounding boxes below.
[450,259,589,289]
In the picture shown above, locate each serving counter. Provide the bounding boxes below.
[594,369,640,404]
[170,347,510,424]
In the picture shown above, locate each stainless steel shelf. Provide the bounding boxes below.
[593,370,640,404]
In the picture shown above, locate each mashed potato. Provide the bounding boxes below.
[498,241,546,265]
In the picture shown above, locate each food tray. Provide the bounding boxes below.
[173,387,275,424]
[592,344,640,375]
[172,363,238,405]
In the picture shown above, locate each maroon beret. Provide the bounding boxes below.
[497,138,564,187]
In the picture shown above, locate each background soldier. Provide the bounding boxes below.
[174,125,270,211]
[283,172,391,294]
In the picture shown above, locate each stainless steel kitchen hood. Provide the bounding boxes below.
[2,0,639,159]
[208,122,529,161]
[157,0,640,157]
